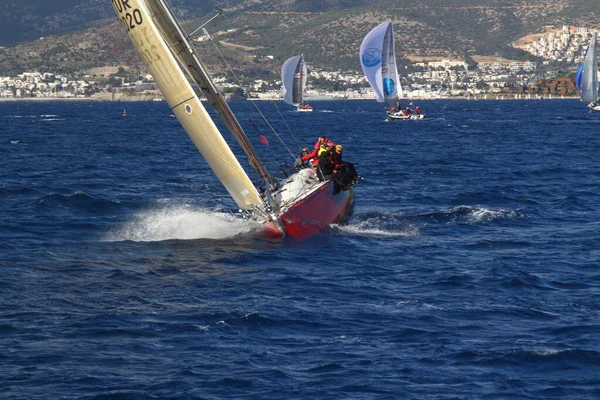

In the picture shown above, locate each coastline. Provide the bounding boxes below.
[0,97,105,102]
[0,95,581,102]
[0,97,160,102]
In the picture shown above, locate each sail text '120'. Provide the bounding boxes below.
[112,0,143,32]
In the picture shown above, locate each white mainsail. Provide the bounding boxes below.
[281,55,307,106]
[360,22,402,108]
[110,0,264,211]
[577,33,598,103]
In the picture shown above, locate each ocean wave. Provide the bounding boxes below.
[36,191,122,212]
[551,195,595,211]
[237,311,327,330]
[335,205,520,236]
[465,239,533,252]
[419,205,522,225]
[335,223,419,237]
[554,115,598,121]
[508,348,600,366]
[335,211,420,237]
[0,187,37,197]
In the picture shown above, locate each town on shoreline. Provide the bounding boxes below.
[0,94,580,102]
[0,25,590,103]
[0,67,581,103]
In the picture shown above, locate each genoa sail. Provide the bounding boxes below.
[282,55,307,106]
[110,0,264,211]
[576,32,599,103]
[145,0,273,186]
[359,22,402,108]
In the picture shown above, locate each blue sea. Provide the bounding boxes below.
[2,98,600,399]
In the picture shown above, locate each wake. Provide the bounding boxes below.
[337,205,522,238]
[334,211,420,237]
[335,223,420,237]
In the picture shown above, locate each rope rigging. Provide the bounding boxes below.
[164,2,330,210]
[180,6,306,164]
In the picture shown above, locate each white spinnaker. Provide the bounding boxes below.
[110,0,263,210]
[282,55,306,106]
[580,33,598,103]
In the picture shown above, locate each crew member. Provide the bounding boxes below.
[316,143,342,182]
[298,147,312,167]
[333,144,343,168]
[313,136,335,151]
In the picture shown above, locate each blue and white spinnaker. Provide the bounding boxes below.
[576,32,599,106]
[359,22,402,108]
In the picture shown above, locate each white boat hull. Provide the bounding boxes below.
[387,112,425,120]
[588,104,600,112]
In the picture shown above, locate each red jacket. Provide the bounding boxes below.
[301,149,317,161]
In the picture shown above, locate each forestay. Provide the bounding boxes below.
[110,0,264,211]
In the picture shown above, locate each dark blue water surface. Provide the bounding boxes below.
[2,99,600,399]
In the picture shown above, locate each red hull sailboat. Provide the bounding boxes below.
[264,177,355,238]
[110,0,358,237]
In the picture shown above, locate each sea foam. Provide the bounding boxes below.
[104,205,258,242]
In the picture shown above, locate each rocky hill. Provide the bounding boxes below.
[0,0,597,77]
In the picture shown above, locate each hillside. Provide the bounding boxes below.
[0,0,597,77]
[0,0,112,46]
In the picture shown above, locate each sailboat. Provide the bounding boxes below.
[110,0,358,237]
[359,21,424,120]
[576,32,600,112]
[281,54,313,112]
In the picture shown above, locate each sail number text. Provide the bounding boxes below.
[112,0,143,32]
[111,0,162,66]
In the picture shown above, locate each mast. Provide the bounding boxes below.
[146,0,275,188]
[382,22,400,108]
[110,0,266,212]
[293,55,305,106]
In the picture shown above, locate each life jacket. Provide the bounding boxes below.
[318,149,336,174]
[317,146,330,157]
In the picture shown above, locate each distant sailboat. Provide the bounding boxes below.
[359,21,424,120]
[122,109,128,117]
[110,0,359,237]
[576,32,600,112]
[282,54,313,112]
